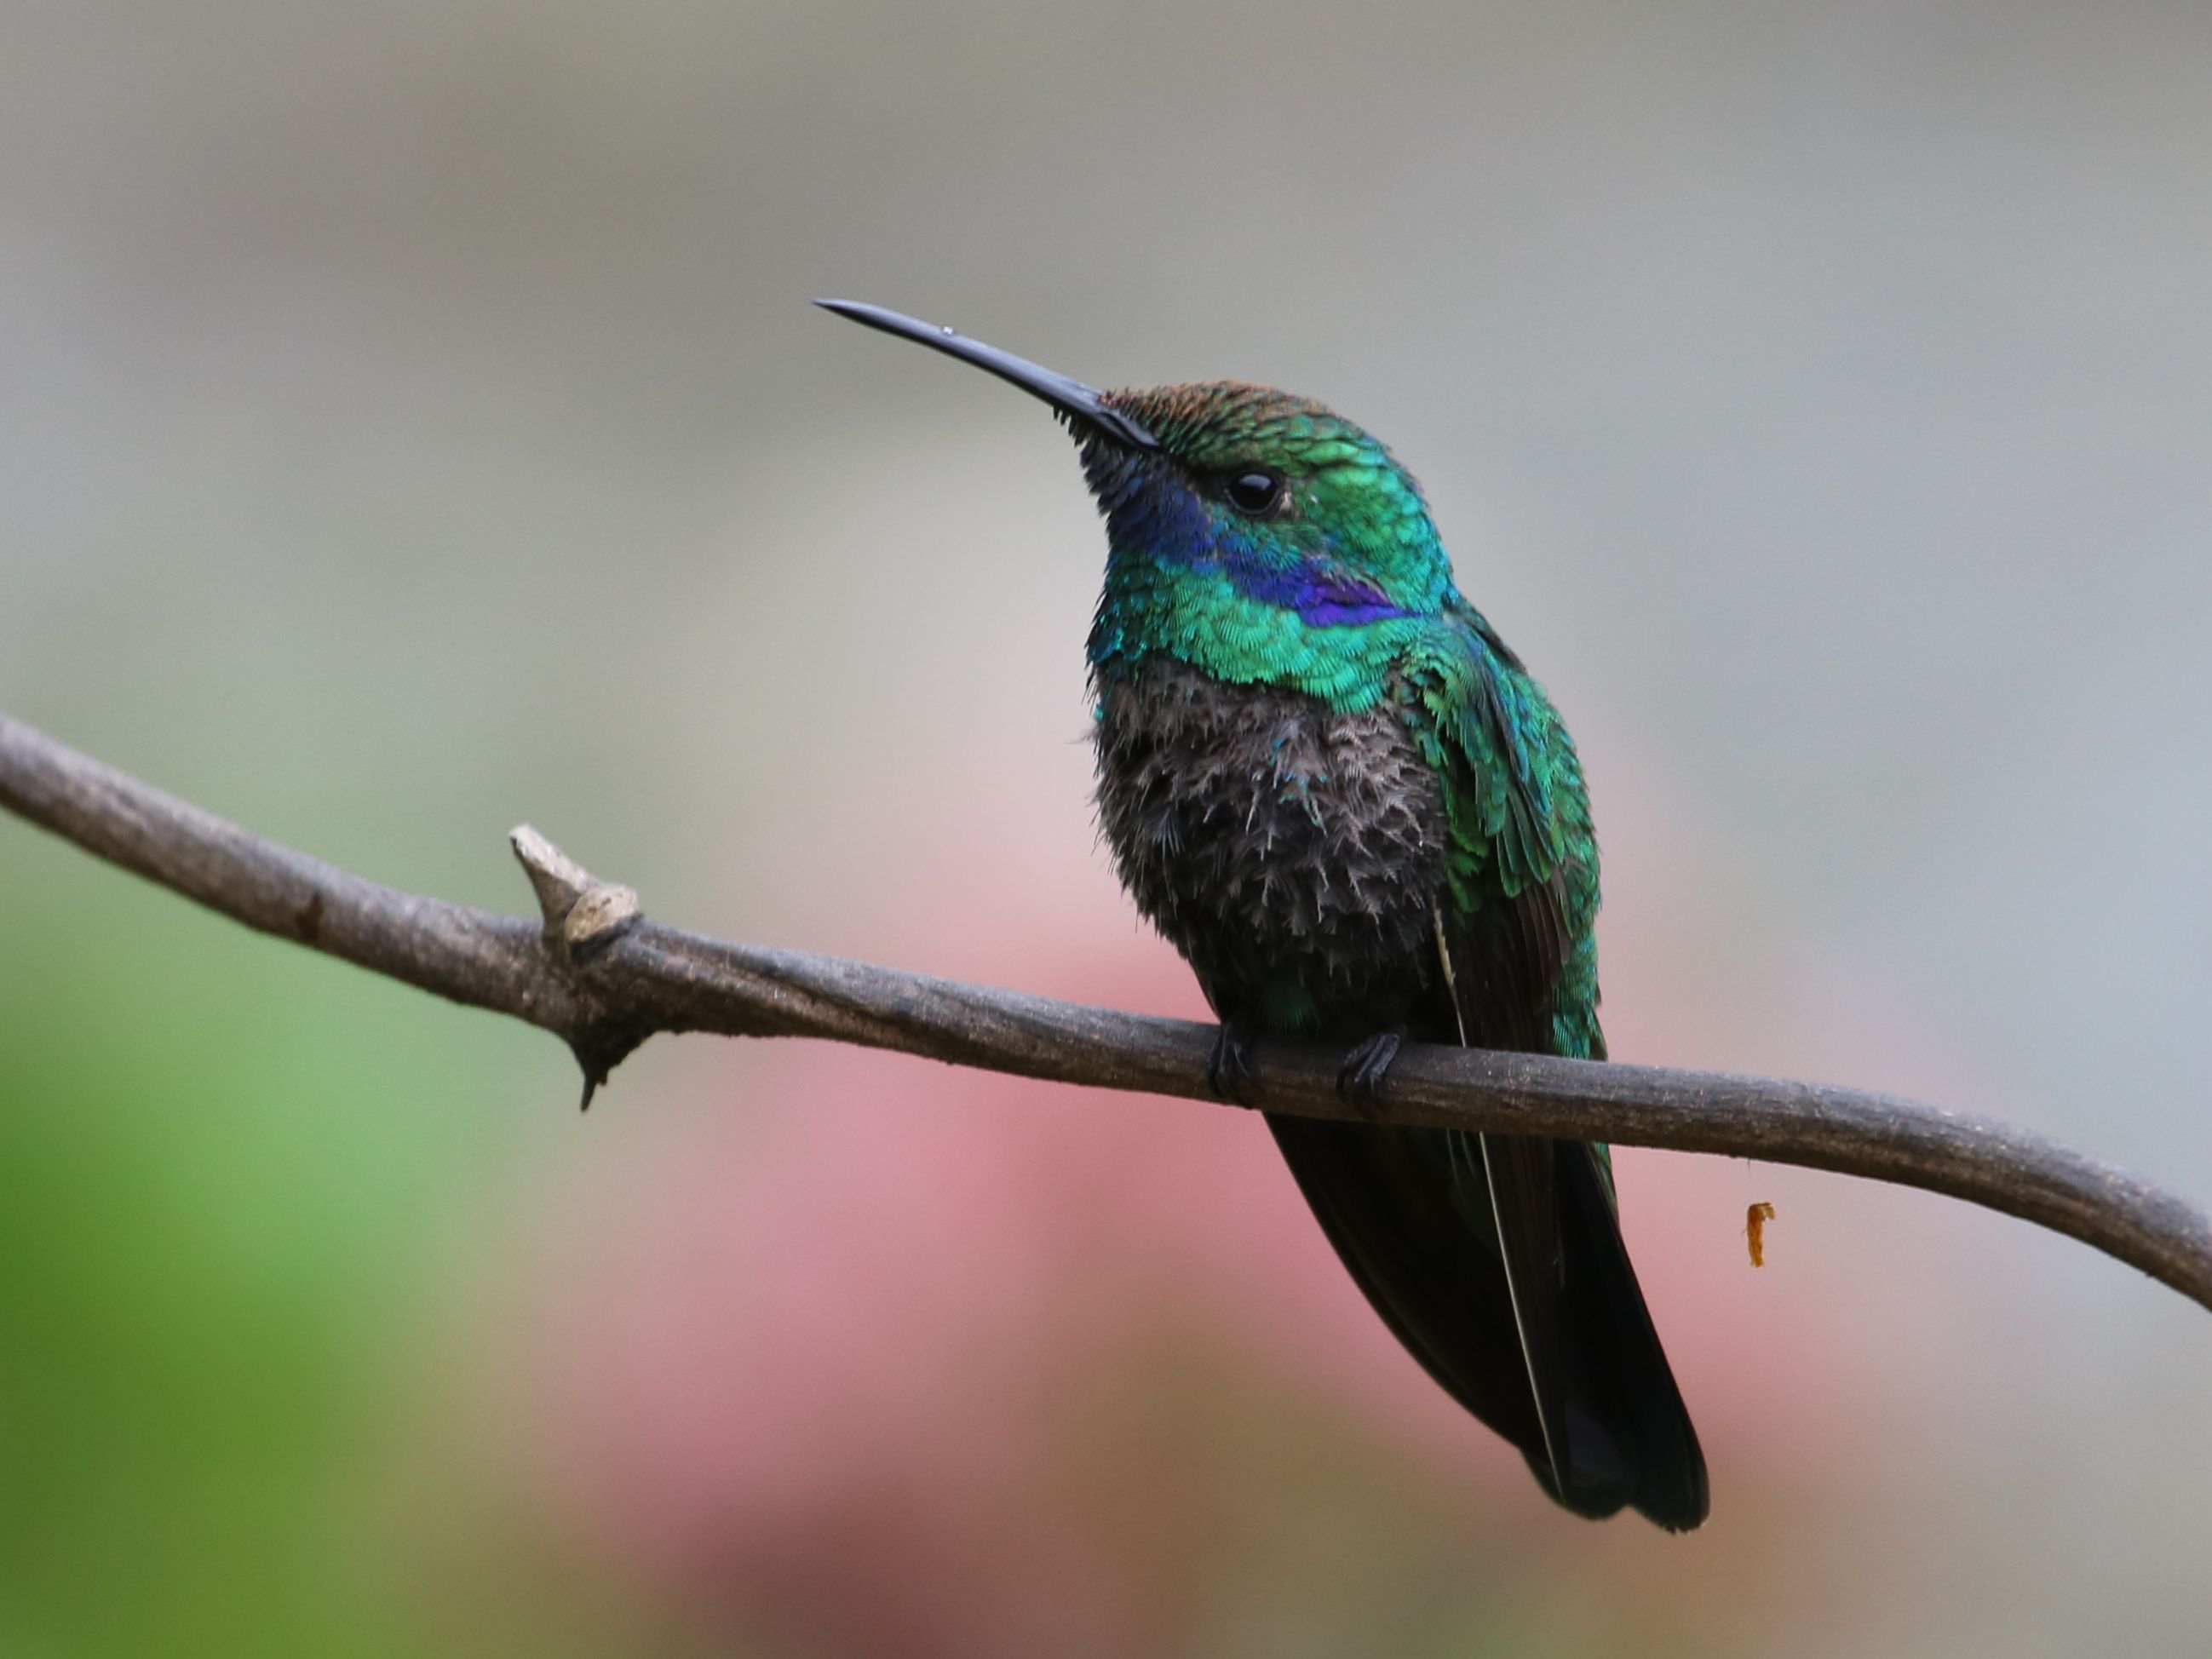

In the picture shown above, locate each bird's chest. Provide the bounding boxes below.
[1092,658,1449,1026]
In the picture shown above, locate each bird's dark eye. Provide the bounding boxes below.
[1224,470,1283,514]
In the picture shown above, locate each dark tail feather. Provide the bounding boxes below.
[1268,1117,1708,1530]
[1475,1131,1568,1495]
[1551,1140,1708,1530]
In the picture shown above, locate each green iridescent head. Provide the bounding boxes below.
[816,301,1462,697]
[1077,379,1454,625]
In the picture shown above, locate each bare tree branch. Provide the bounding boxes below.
[5,708,2209,1314]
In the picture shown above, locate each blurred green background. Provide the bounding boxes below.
[4,2,2212,1653]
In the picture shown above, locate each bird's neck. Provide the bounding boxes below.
[1086,551,1428,712]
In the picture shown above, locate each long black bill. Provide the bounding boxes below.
[813,299,1159,451]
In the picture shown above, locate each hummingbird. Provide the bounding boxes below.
[818,300,1709,1530]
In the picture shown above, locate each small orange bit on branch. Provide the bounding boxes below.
[1746,1202,1777,1267]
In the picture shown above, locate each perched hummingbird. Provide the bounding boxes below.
[819,300,1708,1530]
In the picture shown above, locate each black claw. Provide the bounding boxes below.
[1208,1020,1256,1105]
[1336,1028,1406,1117]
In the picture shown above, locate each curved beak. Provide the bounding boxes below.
[813,299,1159,451]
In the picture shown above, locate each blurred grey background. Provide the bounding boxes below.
[3,3,2210,1655]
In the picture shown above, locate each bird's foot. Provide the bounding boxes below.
[1336,1028,1406,1117]
[1207,1019,1257,1105]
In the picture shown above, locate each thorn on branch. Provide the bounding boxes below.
[508,824,648,1105]
[570,1023,648,1112]
[510,824,589,921]
[509,824,642,960]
